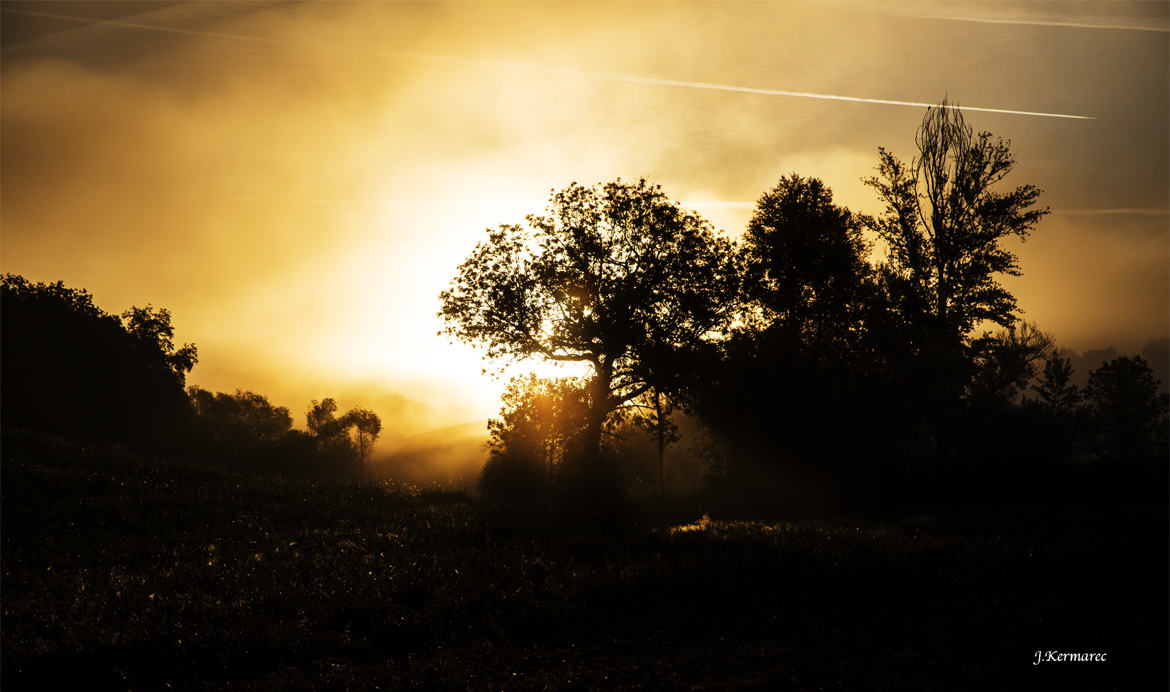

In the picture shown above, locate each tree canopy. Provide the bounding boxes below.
[862,100,1049,340]
[440,179,739,463]
[1085,355,1169,460]
[740,173,871,350]
[306,398,383,467]
[1,274,197,447]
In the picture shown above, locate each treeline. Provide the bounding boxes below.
[0,275,380,478]
[442,102,1169,516]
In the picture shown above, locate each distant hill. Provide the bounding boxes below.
[370,420,488,484]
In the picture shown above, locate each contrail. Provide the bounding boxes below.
[923,14,1169,34]
[1056,208,1170,216]
[2,6,1095,120]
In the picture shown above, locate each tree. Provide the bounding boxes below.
[637,388,680,497]
[123,305,198,382]
[307,398,343,439]
[306,398,382,468]
[1085,355,1169,460]
[740,174,871,350]
[481,375,590,502]
[440,179,739,467]
[188,387,293,444]
[1031,353,1081,415]
[1,274,196,447]
[862,100,1049,342]
[306,397,357,464]
[968,321,1054,402]
[340,407,382,465]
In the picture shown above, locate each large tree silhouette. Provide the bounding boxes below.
[861,101,1049,403]
[740,174,871,351]
[440,179,738,466]
[863,101,1048,341]
[1,274,196,447]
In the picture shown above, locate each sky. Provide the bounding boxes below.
[2,0,1167,444]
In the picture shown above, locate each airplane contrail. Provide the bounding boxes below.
[2,6,1095,120]
[923,14,1169,33]
[1056,208,1170,216]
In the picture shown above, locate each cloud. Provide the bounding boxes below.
[1,0,1165,431]
[1,6,1095,120]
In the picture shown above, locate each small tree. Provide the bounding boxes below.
[307,398,357,466]
[481,375,589,502]
[440,179,739,468]
[1031,353,1080,415]
[307,398,342,439]
[340,407,382,465]
[645,389,679,496]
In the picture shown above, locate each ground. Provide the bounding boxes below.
[2,431,1166,690]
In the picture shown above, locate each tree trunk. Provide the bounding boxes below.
[655,389,665,497]
[581,358,612,470]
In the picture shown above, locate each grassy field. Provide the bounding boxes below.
[2,431,1166,689]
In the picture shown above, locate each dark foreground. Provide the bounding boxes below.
[2,432,1166,690]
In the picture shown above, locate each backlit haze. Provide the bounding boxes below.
[3,0,1167,449]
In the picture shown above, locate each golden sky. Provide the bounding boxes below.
[3,1,1167,442]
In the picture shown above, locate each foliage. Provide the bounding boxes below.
[341,407,382,464]
[480,375,588,504]
[305,398,384,469]
[1031,353,1081,414]
[306,398,357,470]
[740,173,871,351]
[184,389,379,477]
[488,375,591,470]
[0,274,196,448]
[122,305,199,380]
[1084,355,1169,460]
[862,100,1049,340]
[440,179,739,464]
[188,387,294,444]
[968,322,1054,402]
[307,398,344,439]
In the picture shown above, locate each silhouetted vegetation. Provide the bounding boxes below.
[440,179,738,487]
[2,274,381,479]
[4,101,1167,687]
[1,275,196,450]
[440,102,1167,516]
[1084,355,1169,463]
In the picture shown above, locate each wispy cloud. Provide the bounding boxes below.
[1,6,1095,121]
